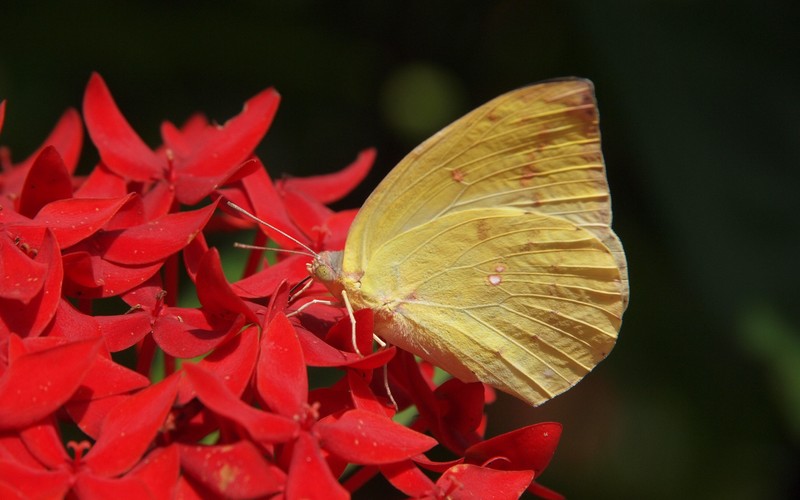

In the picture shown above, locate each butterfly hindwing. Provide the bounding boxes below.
[354,207,624,406]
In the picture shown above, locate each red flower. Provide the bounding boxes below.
[0,373,179,498]
[183,314,436,495]
[83,73,278,206]
[0,336,102,429]
[0,230,63,338]
[0,75,569,499]
[0,103,83,206]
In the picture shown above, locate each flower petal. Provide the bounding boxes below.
[0,233,47,303]
[5,230,64,338]
[177,326,259,405]
[72,471,151,500]
[159,114,208,158]
[18,418,70,469]
[175,158,260,206]
[387,351,449,445]
[179,441,286,498]
[0,108,83,199]
[257,313,307,418]
[183,362,298,444]
[173,88,279,203]
[325,308,374,355]
[71,354,150,401]
[307,383,354,420]
[195,249,259,324]
[62,254,163,299]
[83,374,179,477]
[434,378,485,447]
[18,146,74,218]
[316,409,436,465]
[173,88,279,204]
[34,194,134,249]
[347,370,392,415]
[464,422,562,474]
[74,162,128,199]
[435,464,534,500]
[0,337,101,429]
[411,454,463,473]
[0,460,70,499]
[320,209,358,251]
[65,394,127,440]
[0,427,43,468]
[180,230,209,283]
[95,311,152,352]
[286,432,348,500]
[152,307,243,359]
[232,254,310,300]
[126,445,180,500]
[83,73,162,180]
[282,188,333,246]
[42,299,102,342]
[281,148,375,204]
[379,460,435,497]
[97,202,216,265]
[16,108,82,172]
[140,180,176,220]
[239,165,310,249]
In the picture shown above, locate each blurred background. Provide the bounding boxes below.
[1,1,798,498]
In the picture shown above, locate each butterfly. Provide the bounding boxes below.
[308,79,628,406]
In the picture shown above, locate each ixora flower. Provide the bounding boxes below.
[0,75,567,499]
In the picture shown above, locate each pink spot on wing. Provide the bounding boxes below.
[494,264,506,273]
[487,274,502,286]
[451,169,465,183]
[520,165,536,186]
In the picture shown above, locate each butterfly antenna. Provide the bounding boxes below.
[232,242,313,259]
[225,200,317,258]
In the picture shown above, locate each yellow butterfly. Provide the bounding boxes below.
[310,79,629,406]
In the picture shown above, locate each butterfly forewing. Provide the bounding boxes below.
[343,80,627,302]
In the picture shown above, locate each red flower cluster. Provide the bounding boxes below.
[0,74,564,499]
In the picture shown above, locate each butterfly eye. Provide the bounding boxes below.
[313,260,336,283]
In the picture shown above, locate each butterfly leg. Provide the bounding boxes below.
[289,290,387,359]
[288,277,314,302]
[340,290,363,356]
[340,289,394,407]
[339,291,391,354]
[382,364,398,411]
[286,298,338,317]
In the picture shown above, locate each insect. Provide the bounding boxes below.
[243,79,628,406]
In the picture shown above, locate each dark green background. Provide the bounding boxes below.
[2,1,798,498]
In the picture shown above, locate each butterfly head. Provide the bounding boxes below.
[308,250,347,296]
